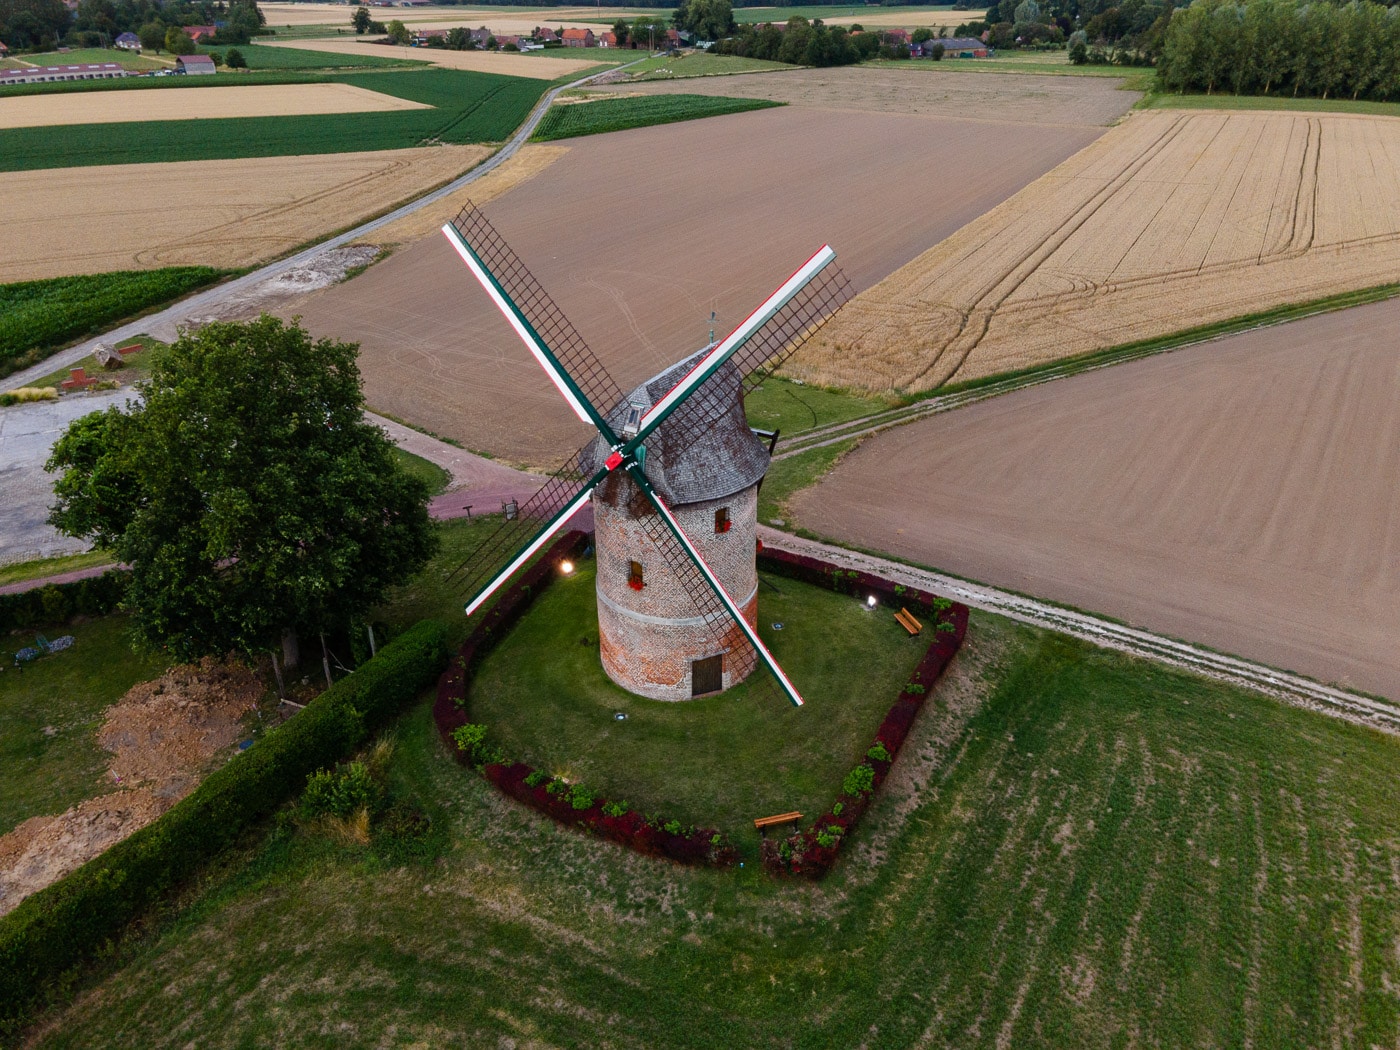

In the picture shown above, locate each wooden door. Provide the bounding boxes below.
[691,654,723,696]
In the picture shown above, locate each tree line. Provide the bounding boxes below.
[0,0,264,52]
[1159,0,1400,98]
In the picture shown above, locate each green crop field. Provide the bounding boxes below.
[196,41,426,70]
[734,3,970,21]
[531,92,780,141]
[0,268,225,377]
[620,52,792,78]
[0,68,549,172]
[21,610,1400,1047]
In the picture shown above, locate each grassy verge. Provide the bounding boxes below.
[0,616,170,836]
[744,375,888,437]
[531,92,781,141]
[0,552,116,588]
[0,270,224,379]
[758,437,856,526]
[25,334,167,391]
[621,52,793,79]
[465,560,925,852]
[927,277,1400,402]
[0,68,547,172]
[390,447,450,497]
[1141,88,1400,117]
[24,610,1400,1047]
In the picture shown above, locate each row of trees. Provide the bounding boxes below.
[712,17,907,65]
[0,0,262,51]
[1159,0,1400,98]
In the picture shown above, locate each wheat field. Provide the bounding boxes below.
[0,145,488,281]
[790,109,1400,393]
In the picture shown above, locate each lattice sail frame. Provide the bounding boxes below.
[441,202,851,707]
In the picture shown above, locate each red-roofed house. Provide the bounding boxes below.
[561,27,595,47]
[882,27,911,45]
[599,30,617,47]
[0,41,9,57]
[185,25,218,42]
[536,27,558,42]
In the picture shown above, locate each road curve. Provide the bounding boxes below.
[4,59,638,391]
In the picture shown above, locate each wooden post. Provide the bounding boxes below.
[319,632,332,689]
[270,650,285,700]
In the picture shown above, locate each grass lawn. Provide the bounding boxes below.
[744,375,887,437]
[0,68,549,172]
[372,515,501,645]
[1142,89,1400,117]
[0,616,169,836]
[758,437,856,526]
[25,611,1400,1047]
[0,270,225,378]
[0,552,115,588]
[196,41,425,69]
[390,447,450,497]
[465,559,926,849]
[621,52,792,79]
[533,91,780,140]
[21,47,172,71]
[868,52,1139,78]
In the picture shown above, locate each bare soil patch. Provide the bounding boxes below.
[791,109,1400,394]
[790,300,1400,700]
[0,82,429,131]
[0,657,262,916]
[288,96,1118,466]
[0,144,488,282]
[597,64,1138,126]
[262,38,599,79]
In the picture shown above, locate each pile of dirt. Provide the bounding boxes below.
[0,656,263,917]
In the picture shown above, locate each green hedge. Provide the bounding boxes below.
[0,618,449,1041]
[0,570,129,635]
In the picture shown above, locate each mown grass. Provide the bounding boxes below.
[0,616,170,836]
[732,4,969,23]
[0,68,547,172]
[744,375,888,437]
[624,52,792,79]
[0,270,225,378]
[21,47,171,70]
[1142,88,1400,117]
[372,515,501,645]
[0,552,115,588]
[531,91,781,141]
[758,437,856,526]
[27,333,167,390]
[196,41,425,69]
[389,447,450,497]
[25,612,1400,1047]
[466,559,924,850]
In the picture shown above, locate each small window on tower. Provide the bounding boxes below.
[628,560,644,590]
[715,507,731,534]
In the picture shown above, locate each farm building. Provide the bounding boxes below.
[561,27,595,47]
[536,28,558,42]
[184,25,218,42]
[114,31,140,50]
[932,36,990,57]
[0,41,8,57]
[599,30,618,46]
[883,27,911,44]
[410,28,447,45]
[176,54,217,74]
[0,62,129,85]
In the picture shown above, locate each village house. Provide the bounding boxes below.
[599,30,617,47]
[561,27,595,47]
[915,35,989,57]
[114,31,140,50]
[175,53,216,74]
[184,25,218,42]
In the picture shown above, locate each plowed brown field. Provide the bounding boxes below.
[287,83,1132,465]
[789,109,1400,393]
[0,145,488,281]
[791,299,1400,700]
[0,83,428,130]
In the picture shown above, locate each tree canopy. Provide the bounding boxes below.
[46,316,437,662]
[672,0,735,41]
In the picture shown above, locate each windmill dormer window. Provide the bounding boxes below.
[621,398,648,438]
[715,507,731,534]
[628,560,645,590]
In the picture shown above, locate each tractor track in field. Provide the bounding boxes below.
[758,528,1400,736]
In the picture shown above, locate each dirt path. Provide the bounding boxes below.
[789,298,1400,702]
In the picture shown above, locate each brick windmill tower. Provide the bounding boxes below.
[442,204,851,707]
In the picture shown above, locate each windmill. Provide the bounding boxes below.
[442,204,851,707]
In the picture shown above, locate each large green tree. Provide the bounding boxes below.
[0,0,70,48]
[352,4,370,33]
[672,0,734,41]
[46,316,437,664]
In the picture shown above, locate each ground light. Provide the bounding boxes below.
[559,560,575,575]
[866,595,878,609]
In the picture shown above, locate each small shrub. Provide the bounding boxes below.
[566,784,596,811]
[815,825,843,848]
[601,799,629,818]
[451,722,497,765]
[842,763,875,797]
[663,819,683,835]
[225,46,246,67]
[302,761,379,819]
[524,769,550,788]
[906,682,926,694]
[832,802,843,816]
[546,778,568,796]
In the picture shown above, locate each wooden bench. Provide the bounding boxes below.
[753,811,802,835]
[894,607,923,636]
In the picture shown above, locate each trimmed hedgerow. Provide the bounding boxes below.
[433,530,737,868]
[0,569,129,634]
[0,618,449,1040]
